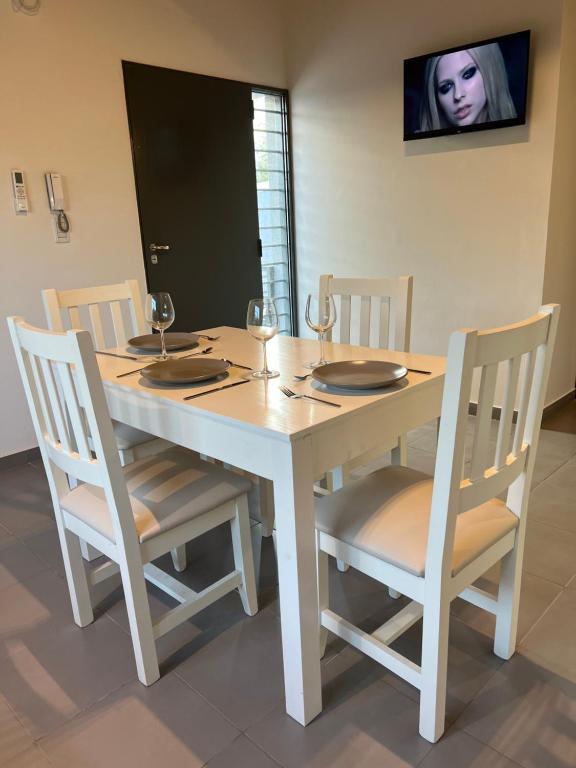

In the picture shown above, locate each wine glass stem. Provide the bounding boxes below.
[319,331,325,365]
[160,328,167,360]
[262,340,269,374]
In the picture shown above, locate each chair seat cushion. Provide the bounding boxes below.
[315,465,518,577]
[111,420,157,451]
[61,447,252,544]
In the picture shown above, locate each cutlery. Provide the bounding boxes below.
[221,358,253,371]
[279,385,341,408]
[184,378,251,400]
[195,333,221,341]
[96,350,139,361]
[116,347,213,378]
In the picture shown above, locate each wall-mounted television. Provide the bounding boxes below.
[404,30,530,141]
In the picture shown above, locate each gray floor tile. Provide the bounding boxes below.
[176,605,285,731]
[419,726,521,767]
[452,572,562,643]
[529,467,576,533]
[524,519,576,586]
[17,529,65,578]
[0,571,74,659]
[247,652,432,768]
[0,465,55,538]
[0,536,50,592]
[0,524,13,545]
[531,431,576,486]
[0,691,52,767]
[457,654,576,768]
[40,674,239,768]
[205,735,280,768]
[0,614,137,738]
[519,589,576,684]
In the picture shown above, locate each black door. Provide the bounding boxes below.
[123,61,262,331]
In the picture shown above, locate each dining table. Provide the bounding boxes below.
[96,326,446,726]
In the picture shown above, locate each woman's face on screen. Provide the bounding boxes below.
[435,51,487,126]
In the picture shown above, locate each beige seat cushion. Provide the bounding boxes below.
[61,447,252,544]
[315,465,518,577]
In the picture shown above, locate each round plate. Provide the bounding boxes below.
[127,333,199,352]
[141,358,230,385]
[312,360,407,390]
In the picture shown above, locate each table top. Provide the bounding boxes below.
[98,327,445,441]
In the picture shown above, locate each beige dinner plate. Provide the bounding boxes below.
[141,358,230,385]
[312,360,407,390]
[128,332,199,352]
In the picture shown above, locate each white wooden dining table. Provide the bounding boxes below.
[96,326,446,726]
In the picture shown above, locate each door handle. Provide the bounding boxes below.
[149,243,170,251]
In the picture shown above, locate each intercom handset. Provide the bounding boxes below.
[45,172,70,242]
[11,170,29,214]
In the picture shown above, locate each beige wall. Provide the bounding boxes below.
[0,0,286,457]
[285,0,567,401]
[543,0,576,402]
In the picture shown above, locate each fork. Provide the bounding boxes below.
[279,385,341,408]
[196,333,221,341]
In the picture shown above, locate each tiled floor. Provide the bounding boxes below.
[0,421,575,767]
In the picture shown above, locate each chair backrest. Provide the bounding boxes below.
[427,304,560,579]
[7,317,137,549]
[42,279,146,349]
[319,274,413,352]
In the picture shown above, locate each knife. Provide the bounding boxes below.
[96,350,139,361]
[184,378,251,400]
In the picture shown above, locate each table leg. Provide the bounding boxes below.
[273,435,322,726]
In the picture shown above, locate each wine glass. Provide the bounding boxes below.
[246,298,280,379]
[145,292,175,361]
[305,294,337,368]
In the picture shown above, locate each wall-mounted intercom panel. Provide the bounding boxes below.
[45,172,70,243]
[11,170,29,214]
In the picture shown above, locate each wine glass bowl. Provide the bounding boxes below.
[246,298,280,379]
[145,292,175,361]
[305,294,337,368]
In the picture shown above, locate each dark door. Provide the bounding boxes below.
[123,61,262,331]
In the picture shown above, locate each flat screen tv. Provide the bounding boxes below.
[404,30,530,141]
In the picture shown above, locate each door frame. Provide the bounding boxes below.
[122,61,298,336]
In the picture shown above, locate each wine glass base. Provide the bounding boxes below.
[251,369,280,379]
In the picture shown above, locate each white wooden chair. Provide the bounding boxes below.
[42,280,185,566]
[7,317,258,686]
[315,304,560,742]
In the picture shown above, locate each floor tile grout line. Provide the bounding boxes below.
[516,583,568,647]
[241,731,286,767]
[173,668,245,732]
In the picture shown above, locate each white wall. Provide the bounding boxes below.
[0,0,286,457]
[543,0,576,403]
[285,0,567,400]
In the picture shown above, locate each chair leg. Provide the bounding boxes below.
[250,521,264,585]
[419,598,450,743]
[59,528,94,627]
[330,465,351,573]
[317,533,329,659]
[119,557,159,686]
[387,438,406,600]
[170,545,187,572]
[493,545,522,660]
[231,496,258,616]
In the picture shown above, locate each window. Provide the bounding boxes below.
[252,90,296,335]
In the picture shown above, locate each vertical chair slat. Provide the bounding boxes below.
[56,362,91,460]
[495,356,522,470]
[340,295,351,344]
[378,297,390,349]
[40,357,71,452]
[29,354,57,444]
[470,363,498,481]
[88,304,106,350]
[110,301,127,346]
[359,295,371,347]
[513,350,536,456]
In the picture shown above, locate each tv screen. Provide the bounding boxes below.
[404,30,530,141]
